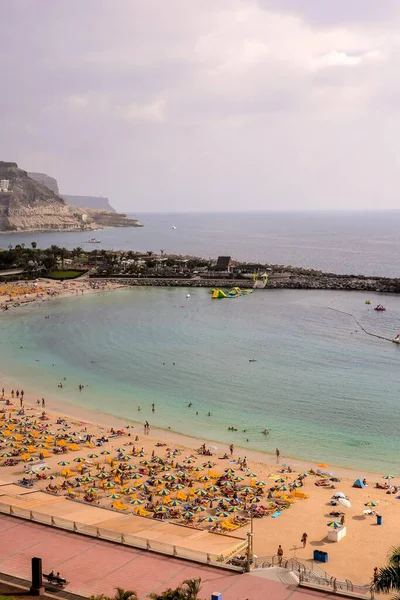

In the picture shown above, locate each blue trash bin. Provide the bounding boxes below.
[377,515,382,525]
[320,551,328,563]
[313,550,320,561]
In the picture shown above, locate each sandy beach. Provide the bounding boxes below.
[0,377,397,587]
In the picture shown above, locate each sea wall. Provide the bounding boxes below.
[92,278,251,288]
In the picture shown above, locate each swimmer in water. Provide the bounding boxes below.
[262,428,269,435]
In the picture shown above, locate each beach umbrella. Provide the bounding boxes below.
[137,483,149,491]
[203,462,214,468]
[26,469,37,476]
[291,481,301,488]
[299,473,308,478]
[192,505,205,513]
[130,472,142,479]
[233,475,244,482]
[116,447,125,453]
[47,475,56,480]
[101,450,111,455]
[136,452,145,457]
[39,466,52,471]
[155,505,169,513]
[97,472,108,479]
[275,478,285,483]
[104,481,115,489]
[194,489,207,497]
[130,499,144,505]
[383,475,395,479]
[201,516,218,523]
[168,499,182,507]
[198,475,211,482]
[249,496,261,503]
[241,487,253,494]
[108,493,121,499]
[26,457,38,462]
[228,505,242,513]
[184,458,195,464]
[163,474,177,481]
[119,455,131,461]
[158,489,170,496]
[122,487,136,494]
[247,472,258,478]
[224,469,235,476]
[0,452,11,458]
[87,453,99,459]
[86,488,97,494]
[73,457,86,463]
[338,498,351,508]
[192,467,202,472]
[206,485,219,493]
[216,511,230,517]
[151,479,164,486]
[172,483,185,490]
[255,481,267,487]
[327,521,342,529]
[279,485,288,491]
[81,476,93,483]
[182,510,194,518]
[220,480,233,487]
[365,501,379,507]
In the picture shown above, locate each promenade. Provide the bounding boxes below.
[0,514,336,599]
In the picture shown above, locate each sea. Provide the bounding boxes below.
[0,211,399,473]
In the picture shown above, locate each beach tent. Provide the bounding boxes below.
[353,478,366,488]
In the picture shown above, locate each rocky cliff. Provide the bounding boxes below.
[84,209,143,227]
[0,162,96,232]
[62,194,116,212]
[27,172,59,195]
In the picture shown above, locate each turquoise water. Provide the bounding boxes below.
[1,287,399,473]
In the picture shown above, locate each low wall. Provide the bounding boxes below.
[94,278,254,288]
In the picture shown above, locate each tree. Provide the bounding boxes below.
[31,241,37,249]
[72,246,83,258]
[148,578,202,600]
[146,251,154,257]
[113,588,137,600]
[375,546,400,599]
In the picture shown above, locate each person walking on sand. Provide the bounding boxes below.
[277,545,284,566]
[229,444,234,456]
[301,532,308,548]
[276,447,280,462]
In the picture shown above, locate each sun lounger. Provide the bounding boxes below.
[271,511,282,518]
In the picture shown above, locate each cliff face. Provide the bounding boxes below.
[62,195,116,212]
[0,162,96,232]
[85,209,143,227]
[28,172,59,195]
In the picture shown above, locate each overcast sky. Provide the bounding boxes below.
[2,0,400,212]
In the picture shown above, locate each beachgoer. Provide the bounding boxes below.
[138,405,141,411]
[276,447,280,462]
[42,398,45,407]
[363,478,367,486]
[152,403,155,412]
[301,532,308,548]
[229,444,234,456]
[277,545,284,566]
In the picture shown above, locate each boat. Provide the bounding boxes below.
[393,334,400,344]
[365,300,371,305]
[172,225,177,230]
[83,238,101,244]
[374,304,386,311]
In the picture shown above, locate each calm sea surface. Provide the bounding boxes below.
[1,210,400,276]
[1,287,399,473]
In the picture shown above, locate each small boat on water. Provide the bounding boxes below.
[83,238,101,244]
[374,304,386,311]
[365,300,371,305]
[393,334,400,344]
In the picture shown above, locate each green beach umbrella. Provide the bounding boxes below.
[192,505,205,513]
[193,467,202,472]
[116,447,125,453]
[327,521,342,529]
[383,475,395,479]
[26,457,38,462]
[81,476,93,482]
[275,478,285,483]
[279,485,288,491]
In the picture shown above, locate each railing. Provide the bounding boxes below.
[254,555,374,598]
[0,501,245,572]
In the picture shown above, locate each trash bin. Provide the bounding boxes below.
[377,515,382,525]
[320,551,328,563]
[313,550,321,561]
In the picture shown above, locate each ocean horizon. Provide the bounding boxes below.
[1,210,400,277]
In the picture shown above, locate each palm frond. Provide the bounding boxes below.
[375,566,400,594]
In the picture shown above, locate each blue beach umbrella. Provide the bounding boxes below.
[327,521,342,529]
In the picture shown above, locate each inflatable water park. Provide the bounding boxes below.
[211,287,253,299]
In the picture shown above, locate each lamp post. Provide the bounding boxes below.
[245,516,254,572]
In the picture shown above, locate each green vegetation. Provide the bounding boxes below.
[90,579,202,600]
[375,546,400,599]
[46,270,86,280]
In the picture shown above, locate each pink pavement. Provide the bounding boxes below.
[0,515,331,600]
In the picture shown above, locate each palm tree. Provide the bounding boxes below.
[113,588,137,600]
[31,241,37,249]
[375,546,400,599]
[182,578,201,600]
[148,578,202,600]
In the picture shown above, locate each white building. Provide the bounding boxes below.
[0,180,9,192]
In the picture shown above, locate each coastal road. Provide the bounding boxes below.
[0,514,334,600]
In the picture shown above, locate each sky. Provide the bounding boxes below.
[1,0,400,212]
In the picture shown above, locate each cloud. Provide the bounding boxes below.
[119,97,167,123]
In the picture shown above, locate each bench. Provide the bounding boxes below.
[43,573,68,588]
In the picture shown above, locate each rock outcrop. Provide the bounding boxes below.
[0,162,97,232]
[27,172,59,195]
[84,209,142,228]
[62,195,116,212]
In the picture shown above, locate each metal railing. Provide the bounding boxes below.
[0,501,246,572]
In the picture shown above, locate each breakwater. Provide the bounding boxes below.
[93,271,400,293]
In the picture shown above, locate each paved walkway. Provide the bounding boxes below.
[0,515,333,599]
